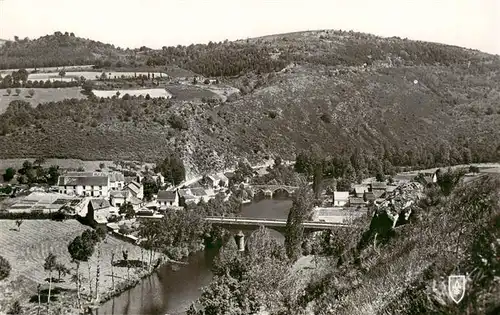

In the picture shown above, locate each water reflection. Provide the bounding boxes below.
[97,198,292,315]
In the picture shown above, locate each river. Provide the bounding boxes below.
[96,198,293,315]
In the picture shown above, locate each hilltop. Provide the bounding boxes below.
[0,32,131,69]
[0,30,500,176]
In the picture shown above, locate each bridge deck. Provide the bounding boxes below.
[205,217,351,229]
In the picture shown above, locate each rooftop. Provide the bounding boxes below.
[349,197,366,205]
[157,190,177,201]
[371,182,387,189]
[110,190,128,198]
[90,198,111,210]
[333,191,349,201]
[58,175,109,187]
[108,172,125,182]
[125,181,141,194]
[191,187,207,197]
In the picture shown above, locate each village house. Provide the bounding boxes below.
[125,181,144,199]
[370,182,387,198]
[205,173,230,189]
[364,191,376,203]
[353,184,369,198]
[178,189,199,205]
[349,196,367,208]
[110,190,127,207]
[157,190,179,208]
[89,198,117,219]
[58,172,110,197]
[333,191,349,207]
[392,173,417,185]
[108,171,125,191]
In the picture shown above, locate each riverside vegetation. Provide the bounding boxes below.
[188,170,500,315]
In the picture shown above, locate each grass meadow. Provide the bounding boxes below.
[0,88,86,114]
[0,220,148,313]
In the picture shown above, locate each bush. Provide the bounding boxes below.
[0,255,11,280]
[7,301,21,315]
[320,113,331,123]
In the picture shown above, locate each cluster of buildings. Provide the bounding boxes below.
[55,170,230,223]
[313,170,439,223]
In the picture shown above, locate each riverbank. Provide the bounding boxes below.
[0,219,165,314]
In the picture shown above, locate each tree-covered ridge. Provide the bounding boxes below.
[0,32,128,69]
[3,29,497,75]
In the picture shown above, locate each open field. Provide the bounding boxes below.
[0,158,155,177]
[165,83,221,101]
[0,65,95,76]
[93,88,172,99]
[27,71,168,82]
[0,220,148,313]
[0,88,86,114]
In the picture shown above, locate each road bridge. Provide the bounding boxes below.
[205,216,353,251]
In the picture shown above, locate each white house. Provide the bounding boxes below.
[89,198,118,219]
[353,185,369,198]
[110,190,128,207]
[333,191,349,207]
[125,181,143,200]
[205,173,230,189]
[108,172,125,191]
[157,190,179,207]
[58,172,110,197]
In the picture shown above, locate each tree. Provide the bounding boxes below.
[34,157,45,167]
[156,155,186,186]
[67,233,96,310]
[285,184,313,261]
[3,167,15,182]
[7,300,21,315]
[15,88,21,96]
[375,172,385,182]
[46,165,60,185]
[115,91,121,98]
[15,219,23,231]
[59,70,66,81]
[138,220,162,268]
[55,262,69,282]
[82,81,93,94]
[94,227,106,303]
[28,89,35,98]
[119,202,135,219]
[6,88,11,95]
[44,253,57,311]
[0,255,11,280]
[99,162,105,170]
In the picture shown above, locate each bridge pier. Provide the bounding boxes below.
[234,230,245,251]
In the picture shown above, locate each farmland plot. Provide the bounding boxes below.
[0,220,146,311]
[27,71,167,82]
[93,88,172,99]
[0,88,86,114]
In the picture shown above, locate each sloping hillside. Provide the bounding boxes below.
[0,30,500,176]
[0,32,129,69]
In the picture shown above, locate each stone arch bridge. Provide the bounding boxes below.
[249,185,299,198]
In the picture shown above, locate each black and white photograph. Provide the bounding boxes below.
[0,1,499,314]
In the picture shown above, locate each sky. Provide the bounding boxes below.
[0,0,499,54]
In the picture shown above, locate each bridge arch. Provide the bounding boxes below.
[272,187,291,198]
[253,189,270,200]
